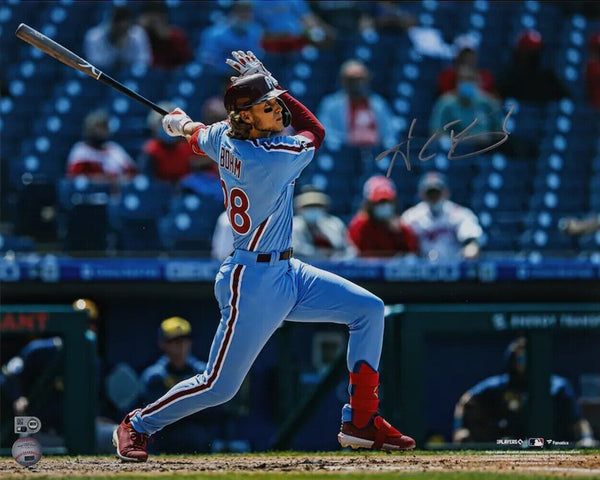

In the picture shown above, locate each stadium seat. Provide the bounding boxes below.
[159,192,224,254]
[110,176,172,251]
[56,177,111,252]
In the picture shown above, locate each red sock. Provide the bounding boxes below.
[349,363,379,428]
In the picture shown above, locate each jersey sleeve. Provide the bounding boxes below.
[253,133,316,185]
[190,121,229,161]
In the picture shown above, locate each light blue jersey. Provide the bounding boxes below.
[197,121,315,252]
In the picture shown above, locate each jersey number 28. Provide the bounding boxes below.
[221,179,251,235]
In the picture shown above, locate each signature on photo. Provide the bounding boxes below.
[376,104,515,175]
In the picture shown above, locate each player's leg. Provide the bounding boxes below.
[285,259,415,451]
[114,261,295,461]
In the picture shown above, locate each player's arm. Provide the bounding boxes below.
[280,92,325,150]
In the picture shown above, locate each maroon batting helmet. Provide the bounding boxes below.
[224,73,290,125]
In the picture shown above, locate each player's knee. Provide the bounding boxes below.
[366,295,385,318]
[210,380,241,404]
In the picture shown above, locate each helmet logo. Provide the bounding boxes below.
[264,76,275,90]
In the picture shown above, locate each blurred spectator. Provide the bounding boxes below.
[138,1,193,70]
[585,33,600,109]
[559,214,600,236]
[453,337,598,447]
[317,59,398,150]
[311,1,375,39]
[437,33,497,97]
[83,5,152,71]
[292,185,357,260]
[138,102,196,184]
[401,172,482,261]
[253,0,335,53]
[0,299,117,452]
[348,175,418,257]
[66,109,138,183]
[198,1,264,77]
[497,30,569,103]
[211,210,234,261]
[140,316,210,453]
[429,64,503,153]
[366,1,418,35]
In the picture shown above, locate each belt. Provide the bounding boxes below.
[256,248,293,262]
[229,248,293,263]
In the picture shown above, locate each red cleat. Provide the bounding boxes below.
[338,415,416,451]
[112,410,149,462]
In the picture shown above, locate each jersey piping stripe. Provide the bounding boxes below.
[251,139,313,154]
[248,216,271,251]
[140,264,245,418]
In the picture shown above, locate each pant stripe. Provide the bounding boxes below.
[141,264,245,417]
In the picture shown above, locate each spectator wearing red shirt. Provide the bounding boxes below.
[348,175,418,258]
[437,33,497,97]
[138,102,196,183]
[138,1,193,70]
[585,33,600,109]
[66,109,137,182]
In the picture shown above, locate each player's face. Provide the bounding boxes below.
[248,98,284,134]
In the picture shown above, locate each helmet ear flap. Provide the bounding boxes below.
[277,98,291,127]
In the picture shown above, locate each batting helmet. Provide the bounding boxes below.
[224,73,291,126]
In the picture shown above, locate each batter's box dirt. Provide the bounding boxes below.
[0,452,599,478]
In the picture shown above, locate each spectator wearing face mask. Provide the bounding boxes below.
[198,1,264,77]
[138,102,198,184]
[317,59,399,151]
[348,176,418,258]
[429,64,503,154]
[400,172,482,261]
[436,33,497,97]
[138,1,193,70]
[292,186,357,260]
[83,5,152,72]
[66,109,138,183]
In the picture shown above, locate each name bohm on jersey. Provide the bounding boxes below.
[220,147,242,179]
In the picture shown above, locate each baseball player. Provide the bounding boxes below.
[113,51,415,462]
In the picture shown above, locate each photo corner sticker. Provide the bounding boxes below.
[14,416,42,434]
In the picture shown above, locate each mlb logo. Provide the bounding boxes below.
[529,438,544,447]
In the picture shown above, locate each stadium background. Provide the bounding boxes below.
[1,0,599,454]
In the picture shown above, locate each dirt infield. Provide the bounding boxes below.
[1,452,600,478]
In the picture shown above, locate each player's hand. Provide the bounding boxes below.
[226,50,279,86]
[162,108,192,137]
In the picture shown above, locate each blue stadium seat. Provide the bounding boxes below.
[110,176,172,251]
[159,192,224,254]
[56,176,111,252]
[0,234,35,253]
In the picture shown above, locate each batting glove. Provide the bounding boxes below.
[162,108,192,137]
[226,50,279,86]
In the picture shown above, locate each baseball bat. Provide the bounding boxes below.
[15,23,169,116]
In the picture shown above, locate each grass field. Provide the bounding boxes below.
[1,450,600,479]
